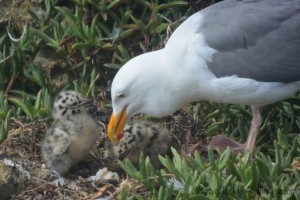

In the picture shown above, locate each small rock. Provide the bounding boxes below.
[0,159,28,200]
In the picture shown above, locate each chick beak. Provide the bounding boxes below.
[81,98,94,107]
[118,150,131,160]
[107,106,127,142]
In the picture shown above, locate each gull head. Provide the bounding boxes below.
[107,50,177,142]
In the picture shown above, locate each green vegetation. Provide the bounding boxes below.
[120,132,300,199]
[0,0,299,199]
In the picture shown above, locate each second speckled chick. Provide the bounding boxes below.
[112,121,171,168]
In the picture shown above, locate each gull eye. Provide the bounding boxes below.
[117,93,125,98]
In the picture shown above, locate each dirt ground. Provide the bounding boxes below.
[0,102,206,199]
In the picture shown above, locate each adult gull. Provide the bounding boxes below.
[107,0,300,155]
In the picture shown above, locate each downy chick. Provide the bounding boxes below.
[112,121,171,168]
[42,91,100,174]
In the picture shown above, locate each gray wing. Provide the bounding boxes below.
[199,0,300,83]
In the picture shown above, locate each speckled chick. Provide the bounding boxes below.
[42,91,100,174]
[112,121,171,168]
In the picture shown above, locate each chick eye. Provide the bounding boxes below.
[117,93,125,98]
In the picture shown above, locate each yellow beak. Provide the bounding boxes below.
[107,106,127,141]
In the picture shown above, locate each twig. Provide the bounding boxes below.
[0,11,9,23]
[59,35,76,46]
[4,73,16,97]
[86,73,100,97]
[0,49,14,64]
[0,54,12,64]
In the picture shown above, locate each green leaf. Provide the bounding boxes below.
[34,107,50,118]
[118,159,141,180]
[205,122,223,136]
[23,64,46,87]
[210,174,218,194]
[172,147,183,173]
[8,98,33,117]
[139,152,147,178]
[101,42,113,50]
[55,6,78,26]
[126,12,145,31]
[34,90,42,110]
[217,148,230,171]
[107,0,120,9]
[0,123,7,144]
[72,42,93,50]
[227,160,241,180]
[208,149,217,170]
[189,194,211,200]
[28,10,41,25]
[0,34,6,45]
[9,90,36,100]
[238,119,248,141]
[115,29,135,43]
[222,175,233,188]
[157,1,188,10]
[30,28,60,48]
[256,158,272,187]
[103,63,121,69]
[120,186,129,200]
[135,0,151,8]
[118,44,131,61]
[91,13,100,36]
[270,144,282,180]
[0,109,12,143]
[155,23,168,33]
